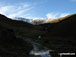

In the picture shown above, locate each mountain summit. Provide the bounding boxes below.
[14,17,32,23]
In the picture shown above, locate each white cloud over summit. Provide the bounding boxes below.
[60,13,70,17]
[46,13,58,19]
[46,13,70,19]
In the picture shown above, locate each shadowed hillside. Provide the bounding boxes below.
[0,14,44,39]
[41,14,76,36]
[38,14,76,52]
[0,14,76,57]
[0,14,34,57]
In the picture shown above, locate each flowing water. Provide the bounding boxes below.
[21,37,52,57]
[30,42,52,57]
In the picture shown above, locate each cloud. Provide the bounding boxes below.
[27,12,70,21]
[8,7,33,18]
[43,12,70,23]
[0,6,13,15]
[46,13,59,19]
[0,3,34,18]
[60,13,70,17]
[0,2,70,22]
[46,13,70,19]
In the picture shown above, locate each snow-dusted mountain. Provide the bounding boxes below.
[14,17,32,23]
[14,17,46,24]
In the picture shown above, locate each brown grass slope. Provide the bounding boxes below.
[45,14,76,23]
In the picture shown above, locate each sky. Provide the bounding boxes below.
[0,0,76,19]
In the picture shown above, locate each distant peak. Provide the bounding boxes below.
[0,14,8,19]
[0,14,6,17]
